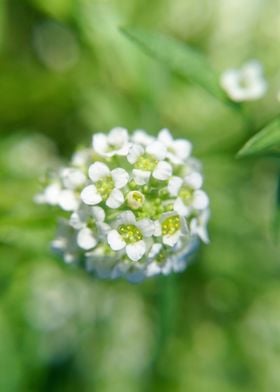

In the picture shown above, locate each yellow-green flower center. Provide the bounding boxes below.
[118,224,143,244]
[162,215,180,235]
[135,154,158,171]
[95,176,114,199]
[179,186,193,204]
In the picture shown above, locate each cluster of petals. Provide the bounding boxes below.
[36,127,210,282]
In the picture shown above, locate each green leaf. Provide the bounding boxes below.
[121,27,228,103]
[238,117,280,157]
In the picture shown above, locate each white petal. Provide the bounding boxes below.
[92,206,105,222]
[126,240,146,261]
[184,172,203,189]
[44,183,61,205]
[192,190,209,210]
[111,168,129,188]
[146,141,166,160]
[108,127,128,146]
[107,229,126,251]
[80,185,102,205]
[137,219,155,237]
[70,209,86,229]
[153,161,172,180]
[127,144,144,164]
[174,197,190,216]
[58,190,79,211]
[172,139,192,160]
[163,231,181,247]
[106,188,124,209]
[146,262,162,277]
[147,243,162,258]
[132,169,151,185]
[77,228,97,250]
[168,176,183,196]
[116,211,136,225]
[88,162,110,182]
[132,130,155,146]
[60,168,86,189]
[190,218,209,243]
[92,133,107,153]
[158,128,173,145]
[71,149,90,166]
[154,221,162,236]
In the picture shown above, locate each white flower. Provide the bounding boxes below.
[168,173,209,217]
[127,141,172,184]
[92,127,129,157]
[220,60,267,102]
[81,162,129,208]
[132,129,155,146]
[155,212,189,247]
[60,167,86,189]
[35,182,80,211]
[190,209,210,244]
[70,205,108,250]
[107,211,155,261]
[158,128,192,164]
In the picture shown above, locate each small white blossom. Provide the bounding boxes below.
[156,212,189,247]
[36,127,210,282]
[220,60,267,102]
[168,173,209,220]
[35,167,86,211]
[127,141,172,184]
[81,162,129,209]
[107,211,154,262]
[92,127,129,157]
[158,128,192,164]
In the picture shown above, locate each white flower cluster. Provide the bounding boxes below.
[36,127,210,282]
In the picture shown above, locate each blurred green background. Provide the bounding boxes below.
[0,0,280,391]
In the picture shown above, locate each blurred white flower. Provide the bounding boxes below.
[36,127,210,282]
[158,128,192,164]
[92,127,130,157]
[220,60,267,102]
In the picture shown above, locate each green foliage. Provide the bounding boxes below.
[122,27,228,103]
[238,117,280,157]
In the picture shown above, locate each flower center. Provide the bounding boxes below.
[135,154,158,171]
[95,176,114,199]
[179,186,193,204]
[162,215,180,235]
[118,224,143,244]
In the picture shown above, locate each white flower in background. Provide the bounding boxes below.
[92,127,129,157]
[81,162,129,208]
[107,211,154,261]
[220,60,267,102]
[36,127,210,282]
[127,140,172,184]
[158,128,192,164]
